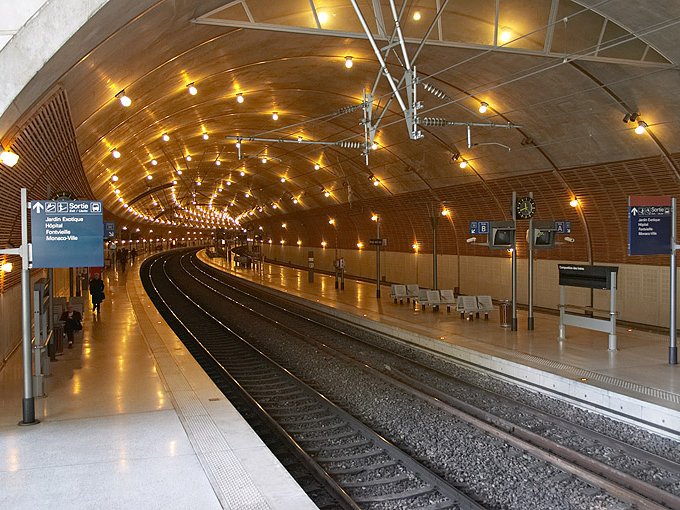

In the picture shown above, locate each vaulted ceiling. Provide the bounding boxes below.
[3,0,680,252]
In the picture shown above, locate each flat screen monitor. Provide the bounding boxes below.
[534,229,555,248]
[492,228,514,248]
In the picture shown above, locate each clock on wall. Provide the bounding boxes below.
[51,191,77,201]
[515,196,536,219]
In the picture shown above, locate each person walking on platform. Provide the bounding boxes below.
[89,273,105,313]
[119,247,128,272]
[59,305,82,348]
[130,247,137,264]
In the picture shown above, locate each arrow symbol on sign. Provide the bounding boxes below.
[631,207,638,216]
[32,202,44,214]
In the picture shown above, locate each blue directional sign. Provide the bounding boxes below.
[31,200,104,268]
[628,196,672,255]
[470,221,489,235]
[104,221,116,239]
[554,221,572,234]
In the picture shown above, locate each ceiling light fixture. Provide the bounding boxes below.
[569,197,579,208]
[324,191,330,197]
[236,93,244,103]
[186,155,192,161]
[202,132,209,140]
[111,148,121,159]
[0,146,19,167]
[413,11,422,21]
[499,26,512,44]
[187,82,198,95]
[314,163,320,170]
[151,159,158,166]
[116,90,132,107]
[345,56,353,69]
[215,160,221,166]
[146,175,153,181]
[272,112,279,121]
[373,179,380,186]
[177,169,182,175]
[111,175,119,182]
[240,170,245,176]
[479,102,489,114]
[459,160,468,169]
[162,133,170,142]
[280,177,286,182]
[635,120,648,135]
[261,157,267,164]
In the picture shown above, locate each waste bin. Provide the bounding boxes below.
[499,300,511,328]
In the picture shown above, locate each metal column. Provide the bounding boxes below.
[20,188,37,425]
[527,191,534,330]
[375,219,381,298]
[432,215,438,290]
[511,192,518,331]
[670,198,678,364]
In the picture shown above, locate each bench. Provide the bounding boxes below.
[426,290,442,311]
[414,289,430,310]
[439,289,455,312]
[405,284,420,303]
[390,284,409,304]
[457,295,480,320]
[476,295,494,319]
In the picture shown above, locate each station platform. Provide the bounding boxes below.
[198,251,680,438]
[0,257,316,509]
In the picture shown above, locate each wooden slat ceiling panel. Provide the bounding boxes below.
[0,89,95,293]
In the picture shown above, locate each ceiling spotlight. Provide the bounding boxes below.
[451,152,460,162]
[202,132,209,140]
[371,142,379,150]
[177,169,182,175]
[412,242,419,251]
[240,170,245,176]
[413,11,422,21]
[226,180,232,186]
[280,177,286,182]
[261,157,267,164]
[630,112,640,122]
[151,159,158,166]
[321,241,327,247]
[357,242,364,249]
[187,83,198,95]
[324,191,330,197]
[218,187,223,192]
[296,240,302,246]
[459,160,468,169]
[314,163,320,170]
[479,102,489,114]
[215,160,221,166]
[441,209,450,216]
[111,148,121,158]
[245,192,250,198]
[635,120,648,135]
[499,26,512,44]
[146,175,153,181]
[622,113,631,123]
[162,133,170,142]
[114,189,121,195]
[282,223,287,228]
[111,175,119,182]
[116,90,132,107]
[236,93,244,103]
[569,198,579,208]
[345,56,353,69]
[0,147,19,167]
[272,112,279,121]
[297,136,303,143]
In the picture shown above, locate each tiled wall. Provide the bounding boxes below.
[263,244,677,329]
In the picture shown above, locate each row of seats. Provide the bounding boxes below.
[389,284,495,320]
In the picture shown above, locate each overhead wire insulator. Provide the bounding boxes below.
[336,141,363,149]
[336,102,367,115]
[421,117,450,127]
[421,82,452,101]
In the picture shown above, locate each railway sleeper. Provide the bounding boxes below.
[351,483,435,502]
[326,459,399,474]
[341,473,413,488]
[315,447,385,462]
[286,421,348,434]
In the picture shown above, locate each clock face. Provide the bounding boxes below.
[515,196,536,219]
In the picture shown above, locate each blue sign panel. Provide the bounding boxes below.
[104,221,116,239]
[31,200,104,268]
[554,221,571,234]
[470,221,490,235]
[628,196,672,255]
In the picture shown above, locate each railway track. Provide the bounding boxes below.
[144,249,680,509]
[142,251,481,510]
